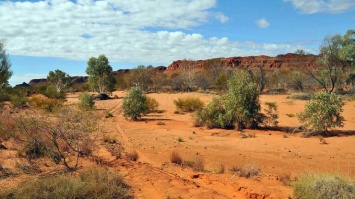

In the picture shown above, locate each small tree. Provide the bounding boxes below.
[0,42,12,103]
[86,55,114,93]
[0,42,12,90]
[122,87,148,120]
[226,70,262,130]
[298,92,344,135]
[304,34,348,93]
[47,69,71,93]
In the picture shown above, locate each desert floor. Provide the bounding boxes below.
[1,91,355,198]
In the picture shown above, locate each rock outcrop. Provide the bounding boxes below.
[165,53,318,72]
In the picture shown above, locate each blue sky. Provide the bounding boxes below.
[0,0,354,86]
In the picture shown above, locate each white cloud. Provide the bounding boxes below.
[0,0,309,67]
[284,0,355,14]
[215,13,229,23]
[255,18,270,28]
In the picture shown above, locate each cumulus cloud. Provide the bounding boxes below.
[215,13,229,23]
[0,0,306,66]
[284,0,355,14]
[255,18,270,28]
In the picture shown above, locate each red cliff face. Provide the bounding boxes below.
[165,53,318,72]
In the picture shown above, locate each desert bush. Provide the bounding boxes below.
[173,96,204,112]
[298,92,344,135]
[78,92,95,111]
[145,96,159,112]
[263,102,279,127]
[288,92,311,100]
[5,107,99,170]
[195,98,227,129]
[122,87,148,120]
[28,95,63,112]
[293,173,355,199]
[156,121,165,125]
[126,150,139,161]
[44,85,66,99]
[286,113,295,117]
[213,163,225,174]
[103,134,117,144]
[195,70,263,130]
[230,163,260,178]
[105,112,113,118]
[10,92,27,108]
[19,141,47,161]
[193,157,205,172]
[0,167,131,199]
[177,137,184,142]
[170,151,183,165]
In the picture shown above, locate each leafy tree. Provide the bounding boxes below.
[304,34,348,93]
[340,29,355,68]
[86,55,113,93]
[289,71,305,92]
[298,92,344,135]
[122,87,148,120]
[128,65,154,92]
[0,42,12,100]
[47,69,71,93]
[248,66,266,93]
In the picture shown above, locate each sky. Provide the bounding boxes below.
[0,0,354,86]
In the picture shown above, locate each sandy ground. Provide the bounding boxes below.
[1,91,355,198]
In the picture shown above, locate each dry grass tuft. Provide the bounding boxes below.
[230,163,260,178]
[0,167,131,199]
[170,151,183,165]
[212,163,225,174]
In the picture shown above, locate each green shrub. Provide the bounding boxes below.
[195,98,227,129]
[288,92,311,100]
[298,92,344,135]
[122,87,148,120]
[10,92,27,108]
[195,70,262,130]
[145,96,159,112]
[78,92,95,111]
[177,137,184,142]
[105,112,113,118]
[173,96,204,112]
[44,85,66,99]
[293,173,355,199]
[28,95,63,112]
[0,167,131,199]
